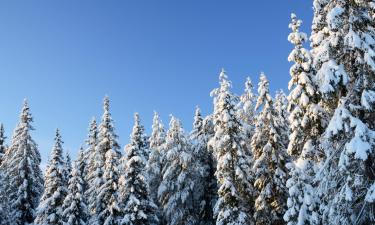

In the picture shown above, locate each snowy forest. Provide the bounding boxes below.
[1,1,375,225]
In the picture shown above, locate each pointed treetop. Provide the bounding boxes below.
[256,72,272,110]
[55,128,63,144]
[19,98,33,125]
[245,76,254,92]
[103,95,110,112]
[219,68,231,91]
[193,106,203,131]
[288,13,307,46]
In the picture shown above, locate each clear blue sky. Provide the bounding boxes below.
[0,0,312,166]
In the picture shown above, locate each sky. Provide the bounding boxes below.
[0,0,313,166]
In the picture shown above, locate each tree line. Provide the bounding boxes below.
[1,0,375,224]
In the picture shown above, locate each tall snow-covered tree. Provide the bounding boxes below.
[237,77,257,153]
[311,1,375,224]
[64,151,73,187]
[62,161,88,225]
[84,118,98,184]
[190,106,216,225]
[0,123,6,165]
[158,116,198,225]
[274,90,290,149]
[251,73,288,225]
[284,13,322,225]
[35,129,68,225]
[208,69,255,225]
[146,112,165,208]
[120,113,158,225]
[91,96,122,225]
[1,100,43,225]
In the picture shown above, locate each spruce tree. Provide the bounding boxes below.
[274,90,290,149]
[84,117,98,184]
[158,116,198,225]
[146,112,165,209]
[35,129,67,225]
[62,161,88,225]
[190,106,216,225]
[2,100,43,225]
[0,123,6,165]
[237,77,257,154]
[284,13,322,225]
[120,113,158,225]
[64,151,72,187]
[312,1,375,224]
[94,96,122,225]
[251,73,288,225]
[208,69,255,225]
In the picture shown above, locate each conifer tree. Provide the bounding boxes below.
[251,73,288,225]
[274,90,290,149]
[120,113,158,225]
[158,116,198,225]
[0,123,6,165]
[208,69,255,225]
[35,129,67,225]
[2,100,43,225]
[92,96,122,225]
[237,77,257,153]
[146,112,166,208]
[62,161,88,225]
[84,118,98,184]
[190,106,216,225]
[284,13,322,225]
[311,1,375,224]
[64,151,72,187]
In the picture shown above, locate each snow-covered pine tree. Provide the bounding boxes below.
[158,116,198,225]
[251,73,288,225]
[76,147,87,192]
[84,117,98,184]
[35,129,68,225]
[237,77,257,154]
[0,124,8,224]
[96,144,122,225]
[208,69,255,225]
[311,1,375,224]
[146,111,165,209]
[86,143,105,224]
[274,90,290,149]
[0,123,7,224]
[284,13,322,225]
[0,123,6,165]
[64,151,73,187]
[190,106,216,225]
[62,161,88,225]
[119,113,158,225]
[92,96,122,225]
[1,100,44,225]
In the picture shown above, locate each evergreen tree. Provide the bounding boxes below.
[0,123,6,165]
[1,100,43,225]
[251,73,288,225]
[312,1,375,224]
[35,129,67,225]
[284,13,322,225]
[208,69,255,225]
[0,123,7,224]
[120,113,158,225]
[62,161,88,225]
[93,96,122,225]
[274,90,290,149]
[237,77,257,154]
[158,116,198,225]
[84,117,98,184]
[64,151,72,187]
[190,106,216,225]
[146,112,165,210]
